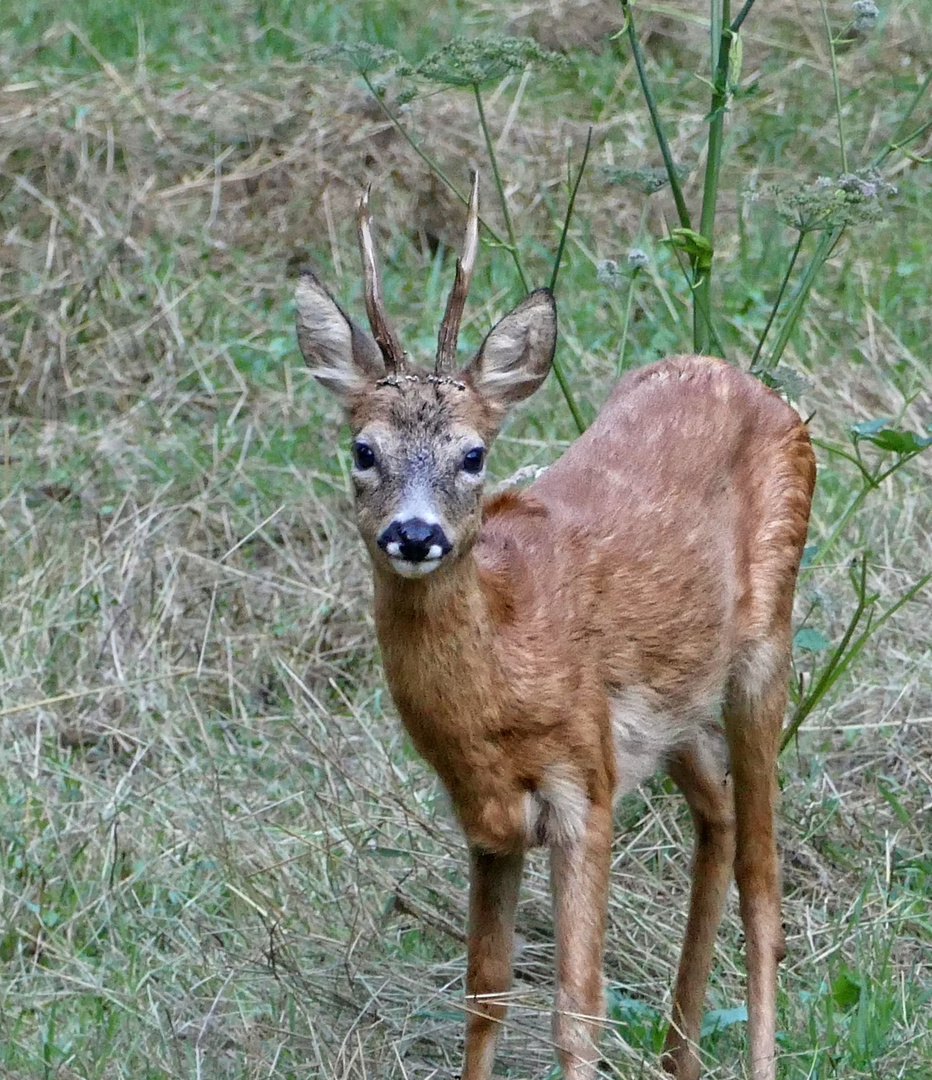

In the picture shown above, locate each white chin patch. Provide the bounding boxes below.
[389,557,443,579]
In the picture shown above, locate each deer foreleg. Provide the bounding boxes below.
[461,847,524,1080]
[550,801,613,1080]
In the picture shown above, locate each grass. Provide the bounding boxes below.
[1,0,931,1077]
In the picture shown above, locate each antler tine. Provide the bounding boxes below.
[357,186,405,373]
[436,172,480,373]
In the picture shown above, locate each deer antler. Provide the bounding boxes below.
[436,172,480,373]
[357,186,405,373]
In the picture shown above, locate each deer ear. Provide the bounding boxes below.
[295,270,384,401]
[466,289,557,408]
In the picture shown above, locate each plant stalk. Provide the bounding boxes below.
[473,83,529,293]
[872,69,932,168]
[783,568,931,751]
[694,0,734,354]
[474,83,586,432]
[617,269,639,376]
[749,230,805,369]
[820,0,848,173]
[619,0,691,231]
[764,226,843,370]
[361,74,512,251]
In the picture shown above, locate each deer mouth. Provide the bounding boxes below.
[386,553,446,578]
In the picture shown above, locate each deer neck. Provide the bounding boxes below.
[373,550,497,686]
[371,550,507,760]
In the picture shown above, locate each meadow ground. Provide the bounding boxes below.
[1,1,930,1077]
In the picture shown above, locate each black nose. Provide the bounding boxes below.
[378,518,451,563]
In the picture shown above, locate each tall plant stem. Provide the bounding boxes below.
[809,480,872,568]
[473,83,529,293]
[361,74,509,251]
[474,83,586,433]
[873,69,932,167]
[820,0,848,173]
[765,226,843,370]
[547,133,592,435]
[782,566,931,752]
[616,203,651,375]
[731,0,756,32]
[749,230,805,368]
[362,73,584,431]
[549,352,587,435]
[806,447,926,570]
[619,0,691,231]
[694,0,735,354]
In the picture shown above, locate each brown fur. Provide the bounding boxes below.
[367,357,814,1079]
[294,267,815,1080]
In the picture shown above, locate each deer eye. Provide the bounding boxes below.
[462,447,485,474]
[352,441,376,471]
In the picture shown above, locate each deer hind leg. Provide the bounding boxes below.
[661,726,736,1080]
[550,800,613,1080]
[723,655,790,1080]
[462,847,525,1080]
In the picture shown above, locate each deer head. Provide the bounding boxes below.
[294,177,557,579]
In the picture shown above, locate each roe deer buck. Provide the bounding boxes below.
[293,175,815,1080]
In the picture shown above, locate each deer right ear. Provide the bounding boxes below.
[294,271,384,401]
[467,288,557,410]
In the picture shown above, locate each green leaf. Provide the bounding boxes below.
[662,228,714,270]
[831,970,862,1010]
[877,781,911,823]
[866,429,932,454]
[794,627,831,653]
[851,417,890,436]
[605,988,664,1022]
[701,1005,748,1036]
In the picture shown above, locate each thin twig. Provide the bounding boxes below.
[549,128,592,293]
[764,226,844,370]
[360,73,510,251]
[730,0,757,32]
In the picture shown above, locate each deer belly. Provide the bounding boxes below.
[609,687,712,796]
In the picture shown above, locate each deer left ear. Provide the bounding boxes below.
[466,289,557,408]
